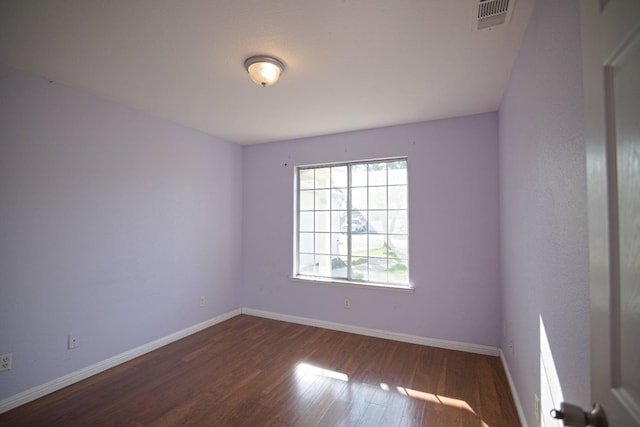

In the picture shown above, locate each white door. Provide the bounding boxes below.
[578,0,640,426]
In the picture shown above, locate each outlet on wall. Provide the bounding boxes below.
[68,335,79,350]
[344,298,351,309]
[0,353,12,372]
[199,296,206,307]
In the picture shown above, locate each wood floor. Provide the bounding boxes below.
[0,315,520,426]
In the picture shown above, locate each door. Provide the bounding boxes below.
[582,0,640,426]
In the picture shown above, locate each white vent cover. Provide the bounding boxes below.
[475,0,515,30]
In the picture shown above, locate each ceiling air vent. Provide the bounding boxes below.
[475,0,514,30]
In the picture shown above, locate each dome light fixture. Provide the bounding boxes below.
[244,55,285,87]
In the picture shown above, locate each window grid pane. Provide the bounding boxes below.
[297,159,408,286]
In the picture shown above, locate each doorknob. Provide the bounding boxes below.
[550,402,608,427]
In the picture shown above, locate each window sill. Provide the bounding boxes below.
[289,275,414,292]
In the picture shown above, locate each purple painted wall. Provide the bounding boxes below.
[0,64,243,400]
[0,1,590,413]
[499,0,589,425]
[242,114,501,347]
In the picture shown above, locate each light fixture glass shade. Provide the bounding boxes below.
[244,56,284,87]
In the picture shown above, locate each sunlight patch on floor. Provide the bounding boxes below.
[293,362,490,425]
[295,362,349,382]
[396,386,478,415]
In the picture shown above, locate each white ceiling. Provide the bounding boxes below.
[0,0,533,145]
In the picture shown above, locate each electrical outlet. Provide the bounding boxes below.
[534,394,541,421]
[68,335,79,350]
[0,353,12,372]
[344,298,351,309]
[199,296,206,307]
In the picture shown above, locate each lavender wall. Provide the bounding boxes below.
[0,64,243,400]
[0,2,589,412]
[242,114,501,346]
[498,1,589,425]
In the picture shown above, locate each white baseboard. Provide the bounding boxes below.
[1,307,503,414]
[500,350,529,427]
[242,308,501,357]
[0,308,242,414]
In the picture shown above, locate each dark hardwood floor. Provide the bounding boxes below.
[0,315,520,426]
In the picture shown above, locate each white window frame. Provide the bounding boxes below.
[294,157,410,289]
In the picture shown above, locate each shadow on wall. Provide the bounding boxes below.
[540,315,564,426]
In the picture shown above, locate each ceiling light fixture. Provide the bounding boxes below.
[244,55,285,87]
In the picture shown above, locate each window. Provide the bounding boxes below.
[296,158,409,287]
